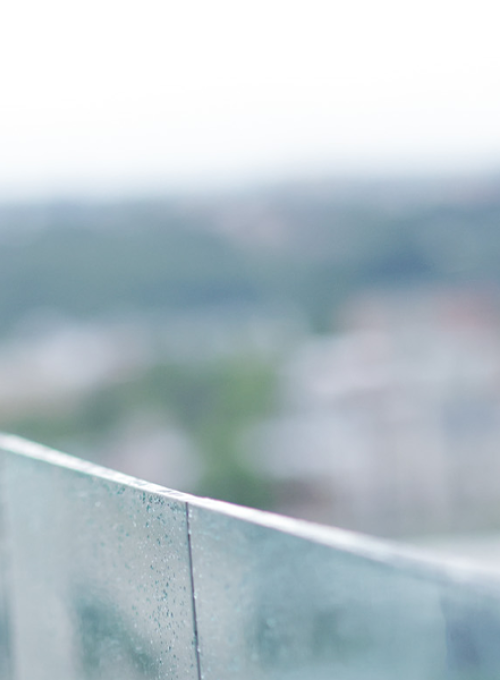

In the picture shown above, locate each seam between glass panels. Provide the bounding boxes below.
[186,504,202,680]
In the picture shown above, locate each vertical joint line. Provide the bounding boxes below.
[186,504,202,680]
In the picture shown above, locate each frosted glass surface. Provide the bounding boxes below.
[188,504,500,680]
[3,453,198,680]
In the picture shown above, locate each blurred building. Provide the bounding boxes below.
[250,288,500,538]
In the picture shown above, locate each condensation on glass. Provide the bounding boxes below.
[1,439,198,680]
[1,434,500,680]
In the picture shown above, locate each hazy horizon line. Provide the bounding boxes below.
[1,163,499,207]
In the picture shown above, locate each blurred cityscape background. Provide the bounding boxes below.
[2,177,500,547]
[2,0,500,554]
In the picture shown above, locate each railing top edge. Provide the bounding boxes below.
[1,432,500,590]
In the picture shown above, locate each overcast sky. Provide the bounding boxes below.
[1,0,499,198]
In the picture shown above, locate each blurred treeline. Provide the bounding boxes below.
[0,177,499,508]
[2,182,499,335]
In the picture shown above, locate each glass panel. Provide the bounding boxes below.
[4,453,198,680]
[4,436,500,680]
[188,503,500,680]
[0,454,13,680]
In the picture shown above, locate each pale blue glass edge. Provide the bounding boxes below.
[0,433,498,592]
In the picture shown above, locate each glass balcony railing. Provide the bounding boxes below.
[1,433,500,679]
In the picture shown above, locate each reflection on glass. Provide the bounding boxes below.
[188,504,500,680]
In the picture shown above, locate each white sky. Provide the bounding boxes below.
[1,0,499,198]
